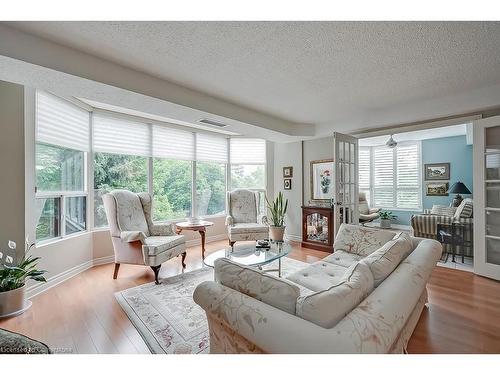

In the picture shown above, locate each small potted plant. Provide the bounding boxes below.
[379,210,397,229]
[265,192,288,242]
[0,239,47,318]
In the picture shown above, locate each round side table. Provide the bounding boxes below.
[175,220,214,259]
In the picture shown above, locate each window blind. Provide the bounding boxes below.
[230,138,266,164]
[373,146,395,207]
[153,125,194,161]
[396,143,420,208]
[359,147,371,190]
[93,113,151,157]
[196,133,228,163]
[36,91,90,152]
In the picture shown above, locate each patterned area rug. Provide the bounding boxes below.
[115,258,307,354]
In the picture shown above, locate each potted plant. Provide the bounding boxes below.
[0,239,47,318]
[265,192,288,242]
[379,210,397,229]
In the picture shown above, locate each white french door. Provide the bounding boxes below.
[473,115,500,281]
[333,132,359,236]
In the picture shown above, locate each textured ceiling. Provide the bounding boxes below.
[7,21,500,130]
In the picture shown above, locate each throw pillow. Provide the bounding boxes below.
[430,205,457,216]
[334,223,397,257]
[295,262,374,328]
[454,198,473,219]
[361,232,413,287]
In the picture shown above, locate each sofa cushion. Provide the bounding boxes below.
[214,258,301,315]
[454,198,473,219]
[286,261,348,292]
[295,262,374,328]
[361,232,413,287]
[112,190,150,236]
[143,235,185,256]
[430,205,456,216]
[229,223,269,234]
[334,223,396,256]
[323,250,363,267]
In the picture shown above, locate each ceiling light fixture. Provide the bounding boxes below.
[386,134,397,148]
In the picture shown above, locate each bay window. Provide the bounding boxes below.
[35,92,89,242]
[359,142,421,210]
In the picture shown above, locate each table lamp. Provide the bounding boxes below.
[447,181,471,207]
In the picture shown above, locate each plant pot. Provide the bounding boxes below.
[0,285,30,318]
[269,226,286,242]
[379,219,392,229]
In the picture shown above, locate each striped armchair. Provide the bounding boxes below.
[410,200,473,257]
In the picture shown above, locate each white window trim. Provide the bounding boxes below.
[360,141,422,211]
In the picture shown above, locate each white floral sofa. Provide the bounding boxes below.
[193,224,442,353]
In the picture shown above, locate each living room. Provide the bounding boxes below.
[1,2,500,372]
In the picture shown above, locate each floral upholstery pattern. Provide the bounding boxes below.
[143,235,186,256]
[228,189,258,224]
[194,227,443,353]
[361,232,413,287]
[138,193,176,236]
[334,223,396,256]
[113,190,150,235]
[214,258,301,314]
[295,262,374,329]
[322,250,363,267]
[286,261,348,291]
[226,189,268,243]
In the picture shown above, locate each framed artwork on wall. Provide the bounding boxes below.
[424,163,450,180]
[284,178,292,190]
[283,166,293,177]
[310,159,334,201]
[426,181,449,196]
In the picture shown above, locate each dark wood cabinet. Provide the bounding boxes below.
[301,206,334,252]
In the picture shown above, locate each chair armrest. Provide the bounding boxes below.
[225,215,234,226]
[149,223,175,236]
[258,214,269,225]
[368,208,381,214]
[120,231,147,243]
[410,214,452,235]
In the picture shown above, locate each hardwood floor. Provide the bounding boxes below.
[1,240,499,353]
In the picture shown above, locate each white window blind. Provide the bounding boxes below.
[230,138,266,164]
[373,146,395,207]
[359,147,371,191]
[152,125,194,161]
[396,143,420,208]
[196,133,228,163]
[93,113,151,157]
[36,91,90,152]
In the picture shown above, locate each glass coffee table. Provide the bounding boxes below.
[203,241,292,277]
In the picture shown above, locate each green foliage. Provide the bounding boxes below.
[0,243,47,292]
[265,192,288,227]
[231,165,265,189]
[379,210,397,220]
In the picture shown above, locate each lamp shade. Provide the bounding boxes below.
[447,181,471,195]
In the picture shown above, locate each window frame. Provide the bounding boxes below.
[360,141,422,211]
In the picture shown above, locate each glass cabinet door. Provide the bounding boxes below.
[306,213,329,244]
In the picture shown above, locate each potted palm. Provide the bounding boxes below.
[265,192,288,242]
[379,210,397,229]
[0,240,47,318]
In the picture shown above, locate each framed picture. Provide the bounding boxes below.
[310,159,334,201]
[426,181,449,196]
[424,163,450,180]
[284,178,292,190]
[283,166,293,178]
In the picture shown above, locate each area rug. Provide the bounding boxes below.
[115,258,308,354]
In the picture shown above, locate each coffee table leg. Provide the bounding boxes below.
[199,229,206,259]
[279,257,282,278]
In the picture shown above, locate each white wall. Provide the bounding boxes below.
[273,141,303,240]
[302,136,334,203]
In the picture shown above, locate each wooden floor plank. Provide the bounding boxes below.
[1,240,499,353]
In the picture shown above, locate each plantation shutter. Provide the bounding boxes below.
[230,138,266,164]
[93,113,151,157]
[359,147,371,202]
[396,143,420,208]
[36,91,90,152]
[196,133,228,163]
[373,146,394,207]
[152,125,195,161]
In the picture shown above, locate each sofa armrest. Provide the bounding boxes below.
[149,222,175,236]
[368,208,381,214]
[225,215,234,226]
[120,231,147,243]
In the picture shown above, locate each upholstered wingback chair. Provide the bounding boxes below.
[225,189,268,246]
[359,192,381,223]
[102,190,186,284]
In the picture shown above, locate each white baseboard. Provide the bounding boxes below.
[25,235,227,299]
[285,234,302,242]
